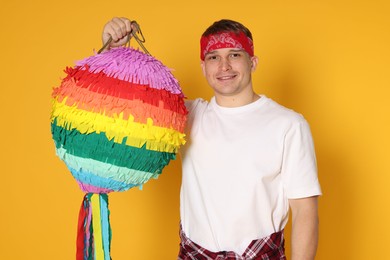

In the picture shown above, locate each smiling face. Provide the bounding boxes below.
[201,48,259,105]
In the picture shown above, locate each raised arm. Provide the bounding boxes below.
[289,196,319,260]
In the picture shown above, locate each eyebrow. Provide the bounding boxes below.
[205,50,218,56]
[205,49,244,56]
[228,49,244,53]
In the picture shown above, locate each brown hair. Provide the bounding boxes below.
[202,19,253,40]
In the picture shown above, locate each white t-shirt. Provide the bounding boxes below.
[179,95,322,255]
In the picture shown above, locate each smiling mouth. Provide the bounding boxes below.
[217,75,237,81]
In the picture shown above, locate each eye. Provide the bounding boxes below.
[230,53,241,58]
[206,55,218,60]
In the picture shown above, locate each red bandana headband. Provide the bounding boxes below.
[200,31,254,60]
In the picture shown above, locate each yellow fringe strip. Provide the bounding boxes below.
[91,194,104,260]
[51,98,185,153]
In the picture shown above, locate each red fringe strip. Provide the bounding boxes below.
[54,66,188,116]
[53,79,186,132]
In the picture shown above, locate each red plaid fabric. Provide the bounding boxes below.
[178,227,286,260]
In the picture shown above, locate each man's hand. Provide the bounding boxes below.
[101,17,134,51]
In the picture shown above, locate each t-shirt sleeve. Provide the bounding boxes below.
[281,117,322,199]
[185,99,194,111]
[184,98,206,135]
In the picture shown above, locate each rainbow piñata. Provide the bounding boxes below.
[50,46,187,260]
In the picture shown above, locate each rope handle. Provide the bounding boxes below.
[98,20,150,55]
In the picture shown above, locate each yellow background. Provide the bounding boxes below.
[1,0,389,259]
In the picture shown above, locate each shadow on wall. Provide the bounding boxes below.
[272,57,355,260]
[109,155,183,259]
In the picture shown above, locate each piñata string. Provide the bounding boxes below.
[98,20,150,55]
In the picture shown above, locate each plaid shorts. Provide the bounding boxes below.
[178,226,286,260]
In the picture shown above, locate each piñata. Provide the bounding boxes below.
[51,41,187,259]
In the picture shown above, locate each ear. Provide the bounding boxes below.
[200,60,206,76]
[250,56,259,72]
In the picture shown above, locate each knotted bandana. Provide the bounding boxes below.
[200,31,254,60]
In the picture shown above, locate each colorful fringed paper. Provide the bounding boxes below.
[51,47,187,260]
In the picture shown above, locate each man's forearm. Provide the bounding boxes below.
[289,196,319,260]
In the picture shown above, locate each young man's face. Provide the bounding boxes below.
[201,48,258,98]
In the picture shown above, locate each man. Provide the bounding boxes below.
[102,17,322,260]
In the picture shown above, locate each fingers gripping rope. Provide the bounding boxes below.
[98,20,150,55]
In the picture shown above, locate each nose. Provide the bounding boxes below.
[219,57,231,71]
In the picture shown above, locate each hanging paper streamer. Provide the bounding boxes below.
[51,46,187,259]
[77,194,111,260]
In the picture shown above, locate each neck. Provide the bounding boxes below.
[215,91,260,108]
